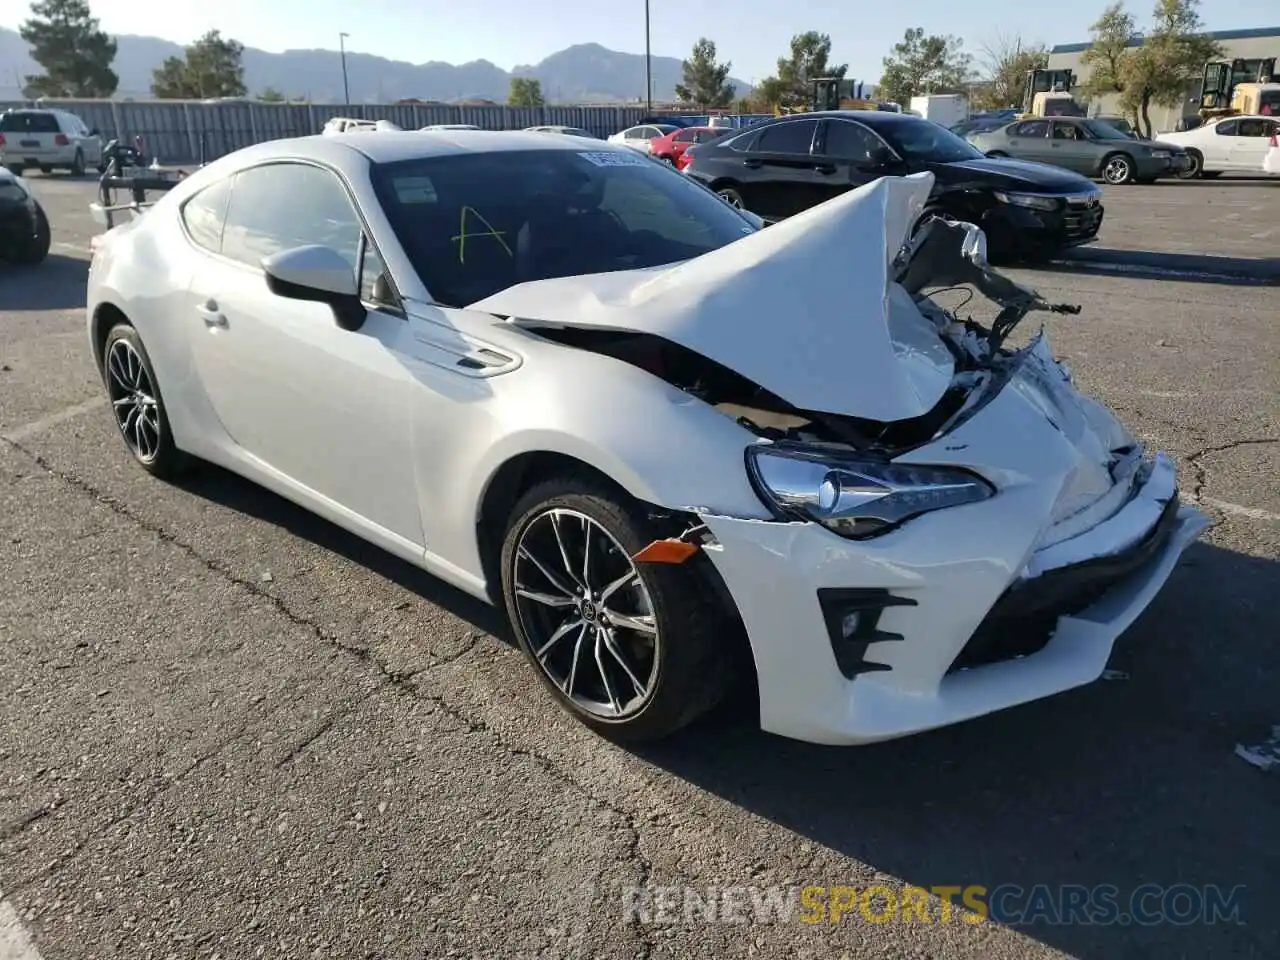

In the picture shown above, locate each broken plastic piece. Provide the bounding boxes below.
[633,538,700,564]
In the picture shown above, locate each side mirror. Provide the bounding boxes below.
[263,245,365,331]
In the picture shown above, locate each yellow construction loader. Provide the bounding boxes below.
[1198,58,1277,120]
[774,77,899,115]
[1016,69,1085,118]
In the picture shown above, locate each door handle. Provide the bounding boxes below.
[813,163,836,175]
[196,300,227,329]
[742,158,763,168]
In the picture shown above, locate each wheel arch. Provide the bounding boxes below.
[90,301,131,372]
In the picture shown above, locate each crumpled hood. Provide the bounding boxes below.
[469,172,957,422]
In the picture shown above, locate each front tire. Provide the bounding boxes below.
[7,204,51,265]
[1178,150,1203,179]
[101,323,189,479]
[70,149,85,177]
[500,476,732,742]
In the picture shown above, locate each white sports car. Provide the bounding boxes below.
[86,131,1209,745]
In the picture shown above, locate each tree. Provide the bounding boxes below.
[755,32,847,109]
[151,30,247,99]
[674,38,735,109]
[1080,2,1137,102]
[19,0,118,98]
[971,33,1048,111]
[1118,0,1222,136]
[508,77,545,107]
[257,87,286,102]
[878,28,974,106]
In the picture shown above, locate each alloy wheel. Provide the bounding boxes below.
[718,188,744,209]
[512,508,659,719]
[105,338,162,463]
[1104,156,1131,184]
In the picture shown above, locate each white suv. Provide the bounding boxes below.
[0,108,104,177]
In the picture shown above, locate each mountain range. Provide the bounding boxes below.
[0,28,752,104]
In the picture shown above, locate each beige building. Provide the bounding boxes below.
[1046,26,1279,132]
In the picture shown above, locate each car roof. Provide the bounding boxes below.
[220,130,631,167]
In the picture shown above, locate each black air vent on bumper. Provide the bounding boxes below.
[817,588,919,679]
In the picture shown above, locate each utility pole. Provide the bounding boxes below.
[339,32,351,105]
[643,0,652,112]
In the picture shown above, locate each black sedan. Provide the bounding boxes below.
[0,166,50,265]
[681,111,1104,259]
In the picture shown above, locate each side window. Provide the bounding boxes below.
[673,129,695,142]
[1012,120,1049,138]
[181,177,234,253]
[1051,122,1078,140]
[1215,119,1238,136]
[722,131,757,152]
[624,127,646,139]
[756,119,817,155]
[357,236,398,308]
[819,120,882,160]
[221,163,362,271]
[1236,119,1266,138]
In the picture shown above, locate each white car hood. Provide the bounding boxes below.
[469,172,956,422]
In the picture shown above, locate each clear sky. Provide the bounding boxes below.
[3,0,1276,83]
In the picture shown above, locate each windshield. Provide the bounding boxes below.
[371,148,759,306]
[879,118,984,163]
[1082,119,1130,139]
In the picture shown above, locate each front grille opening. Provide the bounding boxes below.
[948,494,1180,673]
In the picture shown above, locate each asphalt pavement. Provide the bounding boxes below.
[1,173,1277,960]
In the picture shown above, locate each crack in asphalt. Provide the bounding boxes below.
[1185,436,1278,504]
[0,438,657,945]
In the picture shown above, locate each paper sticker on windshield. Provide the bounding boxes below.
[393,176,437,203]
[578,150,648,167]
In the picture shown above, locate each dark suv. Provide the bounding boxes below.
[681,111,1105,258]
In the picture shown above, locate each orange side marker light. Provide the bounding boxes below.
[632,538,699,564]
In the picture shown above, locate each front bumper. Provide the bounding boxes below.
[698,447,1209,746]
[982,195,1103,250]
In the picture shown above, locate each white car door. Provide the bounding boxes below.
[1229,117,1275,170]
[184,160,426,546]
[1205,118,1247,170]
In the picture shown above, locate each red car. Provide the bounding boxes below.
[649,126,724,169]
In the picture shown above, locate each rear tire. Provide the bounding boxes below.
[101,323,190,480]
[1178,150,1203,179]
[1101,153,1135,184]
[500,475,733,743]
[70,149,85,177]
[715,185,745,209]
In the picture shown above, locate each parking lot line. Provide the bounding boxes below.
[1,397,102,444]
[51,241,90,257]
[0,900,44,960]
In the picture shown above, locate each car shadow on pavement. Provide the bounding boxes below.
[166,462,1278,957]
[1049,247,1280,286]
[637,540,1280,959]
[175,461,509,639]
[0,254,90,311]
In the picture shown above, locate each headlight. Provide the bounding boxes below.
[0,182,28,202]
[746,444,996,539]
[992,191,1058,211]
[1149,149,1170,158]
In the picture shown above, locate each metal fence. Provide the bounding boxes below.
[0,100,747,164]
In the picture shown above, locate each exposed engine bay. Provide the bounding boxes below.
[529,216,1083,457]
